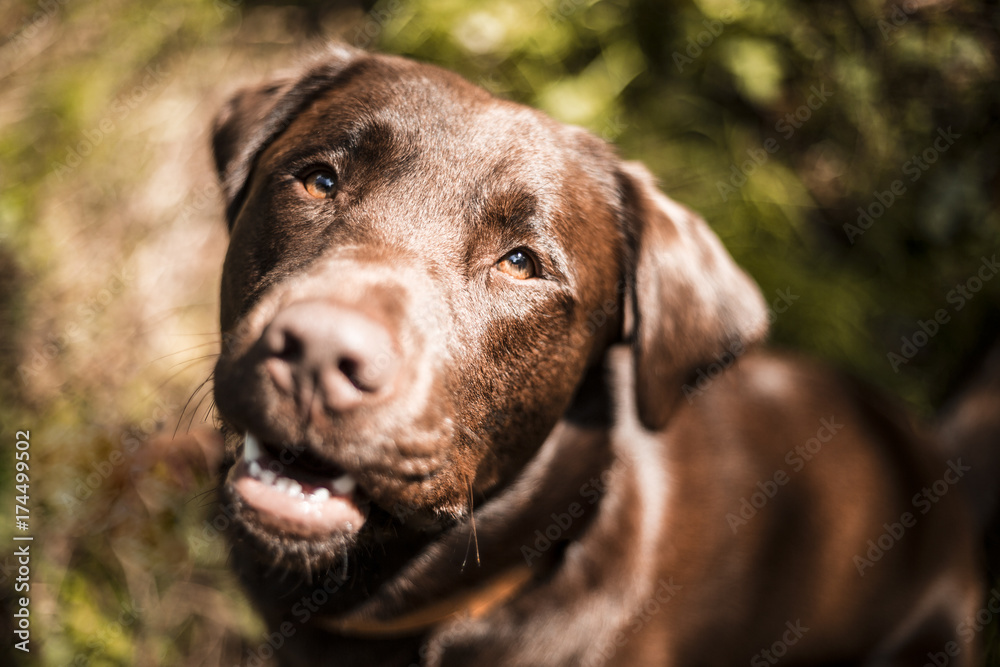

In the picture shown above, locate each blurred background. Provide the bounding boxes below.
[1,0,998,664]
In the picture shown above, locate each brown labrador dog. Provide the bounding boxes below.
[209,46,987,666]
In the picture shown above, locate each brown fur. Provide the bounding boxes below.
[210,47,983,666]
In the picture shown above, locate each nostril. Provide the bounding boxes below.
[275,330,304,362]
[337,357,360,387]
[262,318,306,361]
[259,300,400,410]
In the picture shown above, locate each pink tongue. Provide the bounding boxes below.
[233,465,367,537]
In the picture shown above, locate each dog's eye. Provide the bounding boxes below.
[496,249,538,280]
[301,169,337,199]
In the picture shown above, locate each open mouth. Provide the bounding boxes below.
[230,433,369,538]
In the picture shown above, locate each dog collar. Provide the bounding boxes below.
[324,564,533,638]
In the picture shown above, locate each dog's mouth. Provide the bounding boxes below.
[229,433,369,538]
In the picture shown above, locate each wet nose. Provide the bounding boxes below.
[260,300,399,412]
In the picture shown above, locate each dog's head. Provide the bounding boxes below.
[210,47,767,577]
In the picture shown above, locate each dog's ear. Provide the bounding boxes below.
[211,77,297,223]
[617,161,769,430]
[211,46,361,227]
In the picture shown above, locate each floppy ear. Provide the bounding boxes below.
[212,77,297,222]
[211,46,362,227]
[617,161,769,430]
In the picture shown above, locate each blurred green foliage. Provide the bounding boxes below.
[0,0,997,664]
[371,0,1000,412]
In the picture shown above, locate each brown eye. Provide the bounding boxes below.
[302,169,337,199]
[496,249,538,280]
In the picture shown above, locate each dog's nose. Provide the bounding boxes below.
[261,300,399,412]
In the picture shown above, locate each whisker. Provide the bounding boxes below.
[185,380,215,434]
[201,398,218,425]
[174,373,214,437]
[186,486,220,507]
[164,352,220,373]
[150,361,216,404]
[462,478,480,570]
[148,341,222,365]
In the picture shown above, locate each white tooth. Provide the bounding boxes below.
[248,460,262,478]
[311,487,331,502]
[285,480,302,497]
[275,477,291,493]
[331,474,356,495]
[243,433,263,462]
[260,469,276,485]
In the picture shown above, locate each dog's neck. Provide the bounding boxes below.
[319,418,613,634]
[321,559,533,637]
[232,416,613,653]
[239,351,671,666]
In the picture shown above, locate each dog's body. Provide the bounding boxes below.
[209,47,986,666]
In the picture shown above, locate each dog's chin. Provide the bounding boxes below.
[233,518,359,580]
[220,478,365,578]
[220,432,372,577]
[219,432,461,580]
